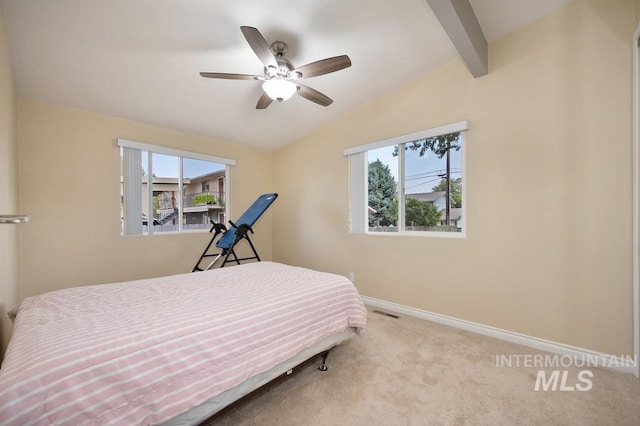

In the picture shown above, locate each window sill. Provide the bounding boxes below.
[121,228,211,237]
[363,230,466,239]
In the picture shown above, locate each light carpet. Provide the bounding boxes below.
[209,306,640,425]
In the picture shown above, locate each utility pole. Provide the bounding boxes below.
[445,141,451,225]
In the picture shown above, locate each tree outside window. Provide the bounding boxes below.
[366,131,463,233]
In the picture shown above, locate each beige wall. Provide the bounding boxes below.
[272,0,635,356]
[17,97,274,299]
[0,5,19,358]
[6,0,636,359]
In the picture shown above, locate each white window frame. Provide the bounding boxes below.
[118,138,235,236]
[344,120,468,238]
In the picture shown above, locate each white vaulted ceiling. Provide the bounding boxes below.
[1,0,574,150]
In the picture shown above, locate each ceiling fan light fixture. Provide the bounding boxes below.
[262,79,297,102]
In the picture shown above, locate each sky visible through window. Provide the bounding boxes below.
[141,152,225,178]
[368,144,462,194]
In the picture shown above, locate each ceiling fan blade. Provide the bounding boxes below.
[240,26,278,69]
[296,84,333,107]
[294,55,351,79]
[200,72,259,80]
[256,91,273,109]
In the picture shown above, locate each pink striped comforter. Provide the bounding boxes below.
[0,262,367,425]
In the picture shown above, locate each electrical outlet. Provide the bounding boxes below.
[349,272,355,282]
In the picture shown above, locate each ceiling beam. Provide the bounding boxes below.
[426,0,488,78]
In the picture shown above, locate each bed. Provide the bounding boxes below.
[0,261,367,425]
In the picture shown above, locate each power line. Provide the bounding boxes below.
[404,177,443,190]
[405,171,461,182]
[405,168,461,180]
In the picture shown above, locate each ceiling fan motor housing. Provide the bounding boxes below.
[265,41,298,80]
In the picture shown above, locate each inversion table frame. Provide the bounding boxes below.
[192,193,278,271]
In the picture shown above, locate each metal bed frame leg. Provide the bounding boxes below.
[318,349,331,372]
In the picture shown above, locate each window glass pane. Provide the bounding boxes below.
[119,139,234,236]
[403,133,463,232]
[183,158,226,230]
[347,122,466,236]
[367,145,398,232]
[150,153,180,233]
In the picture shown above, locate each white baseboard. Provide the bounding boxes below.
[361,296,638,376]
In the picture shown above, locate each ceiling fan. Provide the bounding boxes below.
[200,26,352,109]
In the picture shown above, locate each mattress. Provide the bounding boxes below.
[0,262,367,425]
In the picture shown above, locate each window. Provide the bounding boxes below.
[345,121,467,236]
[118,138,235,235]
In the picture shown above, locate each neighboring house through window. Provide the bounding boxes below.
[119,138,235,235]
[184,170,227,227]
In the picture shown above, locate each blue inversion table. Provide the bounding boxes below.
[192,193,278,271]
